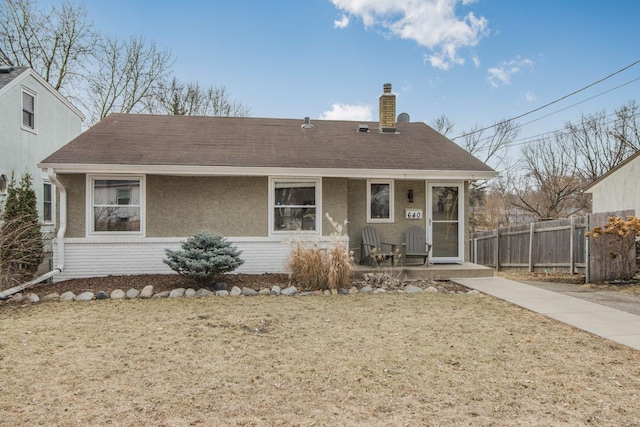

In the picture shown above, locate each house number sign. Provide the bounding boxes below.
[405,209,423,220]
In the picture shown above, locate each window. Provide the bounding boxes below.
[270,178,321,234]
[43,182,53,223]
[22,89,36,131]
[367,180,394,222]
[90,177,143,234]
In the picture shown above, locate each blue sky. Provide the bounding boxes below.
[71,0,640,143]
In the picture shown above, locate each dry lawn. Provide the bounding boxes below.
[1,293,639,426]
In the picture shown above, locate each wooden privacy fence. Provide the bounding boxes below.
[470,210,635,283]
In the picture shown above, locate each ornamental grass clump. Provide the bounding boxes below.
[286,213,353,291]
[586,215,640,281]
[163,231,244,285]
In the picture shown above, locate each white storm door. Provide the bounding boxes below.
[428,183,464,263]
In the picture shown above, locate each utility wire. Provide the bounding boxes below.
[467,76,640,149]
[451,59,640,141]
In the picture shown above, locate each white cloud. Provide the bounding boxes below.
[334,14,350,28]
[487,56,534,87]
[471,53,481,68]
[330,0,488,70]
[319,103,373,121]
[524,90,537,103]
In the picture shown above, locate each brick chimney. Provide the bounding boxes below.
[379,83,396,133]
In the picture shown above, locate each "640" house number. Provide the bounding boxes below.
[405,209,423,220]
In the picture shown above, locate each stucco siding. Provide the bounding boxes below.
[146,175,267,237]
[588,156,640,215]
[58,174,86,238]
[322,177,348,236]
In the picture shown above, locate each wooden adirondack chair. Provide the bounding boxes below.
[404,226,431,265]
[361,226,397,266]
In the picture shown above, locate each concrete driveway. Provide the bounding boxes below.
[523,281,640,316]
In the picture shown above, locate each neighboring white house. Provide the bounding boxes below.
[583,150,640,215]
[0,65,84,231]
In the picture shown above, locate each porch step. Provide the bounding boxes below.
[354,262,494,281]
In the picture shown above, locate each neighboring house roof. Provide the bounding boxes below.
[0,65,29,91]
[583,150,640,192]
[39,113,495,180]
[0,65,84,120]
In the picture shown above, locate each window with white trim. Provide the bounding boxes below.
[43,182,53,223]
[22,88,36,131]
[367,179,394,222]
[270,178,320,233]
[90,177,143,233]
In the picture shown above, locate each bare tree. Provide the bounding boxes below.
[431,114,455,137]
[511,137,589,219]
[82,34,173,124]
[562,100,640,183]
[147,77,250,117]
[0,0,95,91]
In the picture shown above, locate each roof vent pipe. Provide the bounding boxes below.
[301,116,314,129]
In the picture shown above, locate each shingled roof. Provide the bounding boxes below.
[0,66,28,91]
[40,113,495,179]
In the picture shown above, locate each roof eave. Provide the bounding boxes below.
[39,163,497,180]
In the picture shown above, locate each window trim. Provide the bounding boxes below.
[86,175,145,236]
[367,179,394,223]
[42,181,54,224]
[21,87,37,133]
[268,177,322,236]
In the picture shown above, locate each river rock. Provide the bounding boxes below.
[42,293,60,302]
[185,288,196,297]
[258,288,271,296]
[10,293,23,303]
[216,290,229,296]
[77,292,94,301]
[126,288,140,299]
[213,282,228,291]
[96,291,110,300]
[169,288,185,298]
[405,285,423,293]
[24,293,40,303]
[110,289,126,299]
[230,286,241,296]
[280,286,297,296]
[195,288,214,297]
[241,287,258,296]
[60,291,76,302]
[153,291,170,298]
[360,285,373,293]
[425,286,438,293]
[271,285,281,295]
[139,285,154,299]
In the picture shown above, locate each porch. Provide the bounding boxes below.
[353,262,494,281]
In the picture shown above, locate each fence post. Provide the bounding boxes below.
[569,216,575,275]
[494,228,500,271]
[528,222,535,272]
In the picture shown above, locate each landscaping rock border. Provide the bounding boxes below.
[4,278,478,304]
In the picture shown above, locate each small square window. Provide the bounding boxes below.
[270,178,321,234]
[91,177,143,233]
[22,90,35,130]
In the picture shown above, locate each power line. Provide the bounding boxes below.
[451,59,640,141]
[467,76,640,149]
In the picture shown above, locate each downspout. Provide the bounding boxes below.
[0,168,66,299]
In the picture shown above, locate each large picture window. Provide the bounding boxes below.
[367,179,394,222]
[90,177,143,234]
[270,178,320,234]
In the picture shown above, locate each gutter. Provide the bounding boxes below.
[0,168,66,299]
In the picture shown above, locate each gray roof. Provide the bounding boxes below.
[41,113,495,177]
[0,66,28,91]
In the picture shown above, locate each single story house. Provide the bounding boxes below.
[583,150,639,216]
[39,84,495,282]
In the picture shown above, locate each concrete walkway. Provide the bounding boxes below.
[453,277,640,351]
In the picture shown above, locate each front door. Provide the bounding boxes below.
[428,183,464,263]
